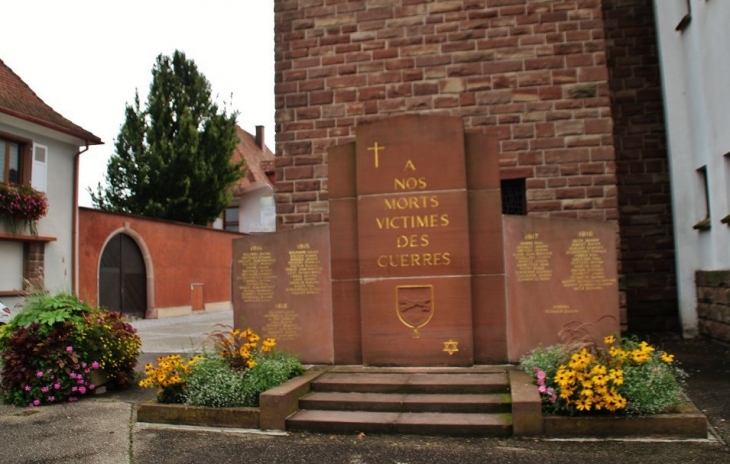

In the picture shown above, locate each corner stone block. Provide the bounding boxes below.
[509,370,543,437]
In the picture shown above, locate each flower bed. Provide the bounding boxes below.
[521,335,687,416]
[138,326,303,409]
[0,292,141,407]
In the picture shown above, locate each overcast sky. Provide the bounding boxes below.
[0,0,275,206]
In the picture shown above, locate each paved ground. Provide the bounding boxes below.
[0,311,728,463]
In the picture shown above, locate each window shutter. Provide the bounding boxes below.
[31,144,48,192]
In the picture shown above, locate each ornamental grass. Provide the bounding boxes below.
[521,335,687,415]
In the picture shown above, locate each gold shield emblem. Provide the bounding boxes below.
[396,285,434,338]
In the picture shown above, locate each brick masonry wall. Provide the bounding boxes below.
[696,271,730,343]
[602,0,678,332]
[275,0,617,227]
[274,0,679,330]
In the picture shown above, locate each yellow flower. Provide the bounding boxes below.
[638,341,655,353]
[603,335,616,345]
[661,352,674,363]
[576,397,592,411]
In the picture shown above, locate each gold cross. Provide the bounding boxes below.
[443,339,459,355]
[367,142,385,168]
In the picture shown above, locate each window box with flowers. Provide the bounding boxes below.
[0,183,48,236]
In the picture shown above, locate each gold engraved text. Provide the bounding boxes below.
[561,232,617,291]
[238,250,276,303]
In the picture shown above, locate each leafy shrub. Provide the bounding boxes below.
[0,291,141,407]
[521,335,687,415]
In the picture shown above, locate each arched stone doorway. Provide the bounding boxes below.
[99,233,147,319]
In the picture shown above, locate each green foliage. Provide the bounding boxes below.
[90,50,245,225]
[520,336,687,416]
[3,292,87,339]
[0,292,141,406]
[184,357,251,408]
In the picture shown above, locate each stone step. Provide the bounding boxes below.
[286,410,513,437]
[299,391,512,414]
[310,372,509,394]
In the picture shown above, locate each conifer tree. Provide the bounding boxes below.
[91,50,244,225]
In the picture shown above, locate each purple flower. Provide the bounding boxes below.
[91,361,100,370]
[66,346,73,353]
[36,371,43,378]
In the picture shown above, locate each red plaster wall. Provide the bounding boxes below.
[78,208,242,317]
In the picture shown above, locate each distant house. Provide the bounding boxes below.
[213,125,276,233]
[0,59,102,308]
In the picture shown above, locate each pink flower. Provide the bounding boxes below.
[538,384,547,394]
[537,370,546,381]
[91,361,100,370]
[89,384,95,390]
[32,399,40,406]
[68,397,78,402]
[41,386,49,393]
[77,379,85,385]
[36,371,43,378]
[550,395,558,403]
[54,383,61,390]
[71,386,78,392]
[47,396,55,402]
[78,387,86,395]
[66,346,73,353]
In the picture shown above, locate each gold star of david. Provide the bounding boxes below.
[443,339,459,355]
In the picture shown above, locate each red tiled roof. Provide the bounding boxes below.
[231,125,274,195]
[0,59,102,144]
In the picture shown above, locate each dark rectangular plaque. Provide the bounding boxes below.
[232,226,334,363]
[504,216,620,362]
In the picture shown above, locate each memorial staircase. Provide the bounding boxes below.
[286,366,532,437]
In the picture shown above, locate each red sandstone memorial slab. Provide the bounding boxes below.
[504,215,620,362]
[232,226,334,364]
[360,277,474,366]
[357,190,471,279]
[353,116,474,366]
[355,115,467,195]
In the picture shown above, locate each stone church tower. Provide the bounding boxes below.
[272,0,676,332]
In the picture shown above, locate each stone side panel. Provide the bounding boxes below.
[602,0,678,331]
[696,271,730,344]
[274,0,617,228]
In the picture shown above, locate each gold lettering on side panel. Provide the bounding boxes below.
[561,231,617,291]
[396,285,434,338]
[238,246,276,302]
[285,243,323,295]
[513,233,553,282]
